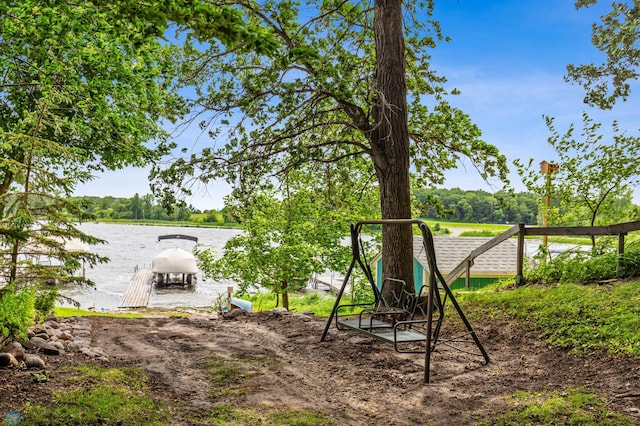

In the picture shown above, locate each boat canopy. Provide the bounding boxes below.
[157,234,198,243]
[152,248,198,274]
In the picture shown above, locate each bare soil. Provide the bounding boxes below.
[1,308,639,425]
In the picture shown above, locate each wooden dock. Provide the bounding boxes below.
[120,268,153,308]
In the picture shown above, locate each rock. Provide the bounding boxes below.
[80,347,109,360]
[58,331,73,341]
[49,341,65,352]
[67,341,90,352]
[2,342,25,362]
[347,336,373,345]
[72,337,92,348]
[30,325,46,335]
[42,345,60,355]
[273,308,289,314]
[89,346,107,358]
[25,354,46,369]
[30,336,61,355]
[43,320,60,329]
[30,336,48,347]
[47,328,62,339]
[72,329,91,338]
[35,332,50,341]
[72,321,92,333]
[0,353,19,368]
[292,313,313,322]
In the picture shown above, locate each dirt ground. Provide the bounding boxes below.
[1,308,639,425]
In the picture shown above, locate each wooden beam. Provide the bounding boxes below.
[524,220,640,237]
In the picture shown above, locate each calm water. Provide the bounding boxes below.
[59,223,242,311]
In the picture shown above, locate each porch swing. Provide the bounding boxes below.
[320,219,490,383]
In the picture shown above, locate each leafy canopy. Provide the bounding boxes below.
[567,0,640,109]
[152,0,509,205]
[0,1,277,310]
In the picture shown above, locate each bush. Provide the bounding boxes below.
[527,242,640,284]
[620,242,640,277]
[34,287,58,318]
[0,285,36,338]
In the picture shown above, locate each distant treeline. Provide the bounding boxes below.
[73,194,233,224]
[77,188,540,226]
[415,188,539,225]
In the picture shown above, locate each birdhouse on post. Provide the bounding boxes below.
[539,160,559,174]
[538,160,559,256]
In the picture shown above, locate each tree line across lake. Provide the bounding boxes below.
[76,188,540,225]
[74,194,233,224]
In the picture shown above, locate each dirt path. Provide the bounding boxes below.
[2,310,639,425]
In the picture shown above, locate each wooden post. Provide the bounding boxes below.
[539,161,559,264]
[542,174,551,249]
[516,223,525,285]
[617,233,626,278]
[465,260,471,290]
[227,286,233,309]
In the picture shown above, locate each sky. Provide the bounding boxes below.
[74,0,638,210]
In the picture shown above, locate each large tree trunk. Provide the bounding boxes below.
[281,281,289,310]
[371,0,415,299]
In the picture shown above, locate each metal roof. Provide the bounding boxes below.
[412,236,518,277]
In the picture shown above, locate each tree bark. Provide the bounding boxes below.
[371,0,415,298]
[281,281,289,310]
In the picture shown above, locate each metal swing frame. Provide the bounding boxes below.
[320,219,490,383]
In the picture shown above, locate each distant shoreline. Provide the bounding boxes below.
[84,219,243,230]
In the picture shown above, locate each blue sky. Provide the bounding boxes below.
[75,0,638,210]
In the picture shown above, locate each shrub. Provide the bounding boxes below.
[527,242,640,284]
[0,285,36,338]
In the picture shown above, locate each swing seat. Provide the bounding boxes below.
[336,278,442,353]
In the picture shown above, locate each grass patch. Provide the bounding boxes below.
[246,291,337,317]
[421,219,511,233]
[70,366,148,390]
[20,366,170,425]
[459,230,502,237]
[234,351,281,371]
[201,404,335,426]
[475,387,635,425]
[267,408,335,425]
[54,306,144,318]
[460,280,640,356]
[205,353,254,399]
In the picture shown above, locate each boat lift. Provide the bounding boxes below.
[320,219,490,383]
[152,234,199,286]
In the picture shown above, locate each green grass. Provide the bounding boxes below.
[475,387,635,425]
[201,353,334,425]
[19,366,170,425]
[246,291,338,316]
[54,306,144,318]
[460,279,640,357]
[460,229,503,237]
[201,404,335,426]
[421,219,511,233]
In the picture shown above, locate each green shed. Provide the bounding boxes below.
[372,236,518,291]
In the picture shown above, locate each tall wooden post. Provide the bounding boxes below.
[617,233,626,278]
[539,161,559,263]
[516,223,525,285]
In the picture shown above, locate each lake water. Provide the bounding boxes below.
[59,223,242,311]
